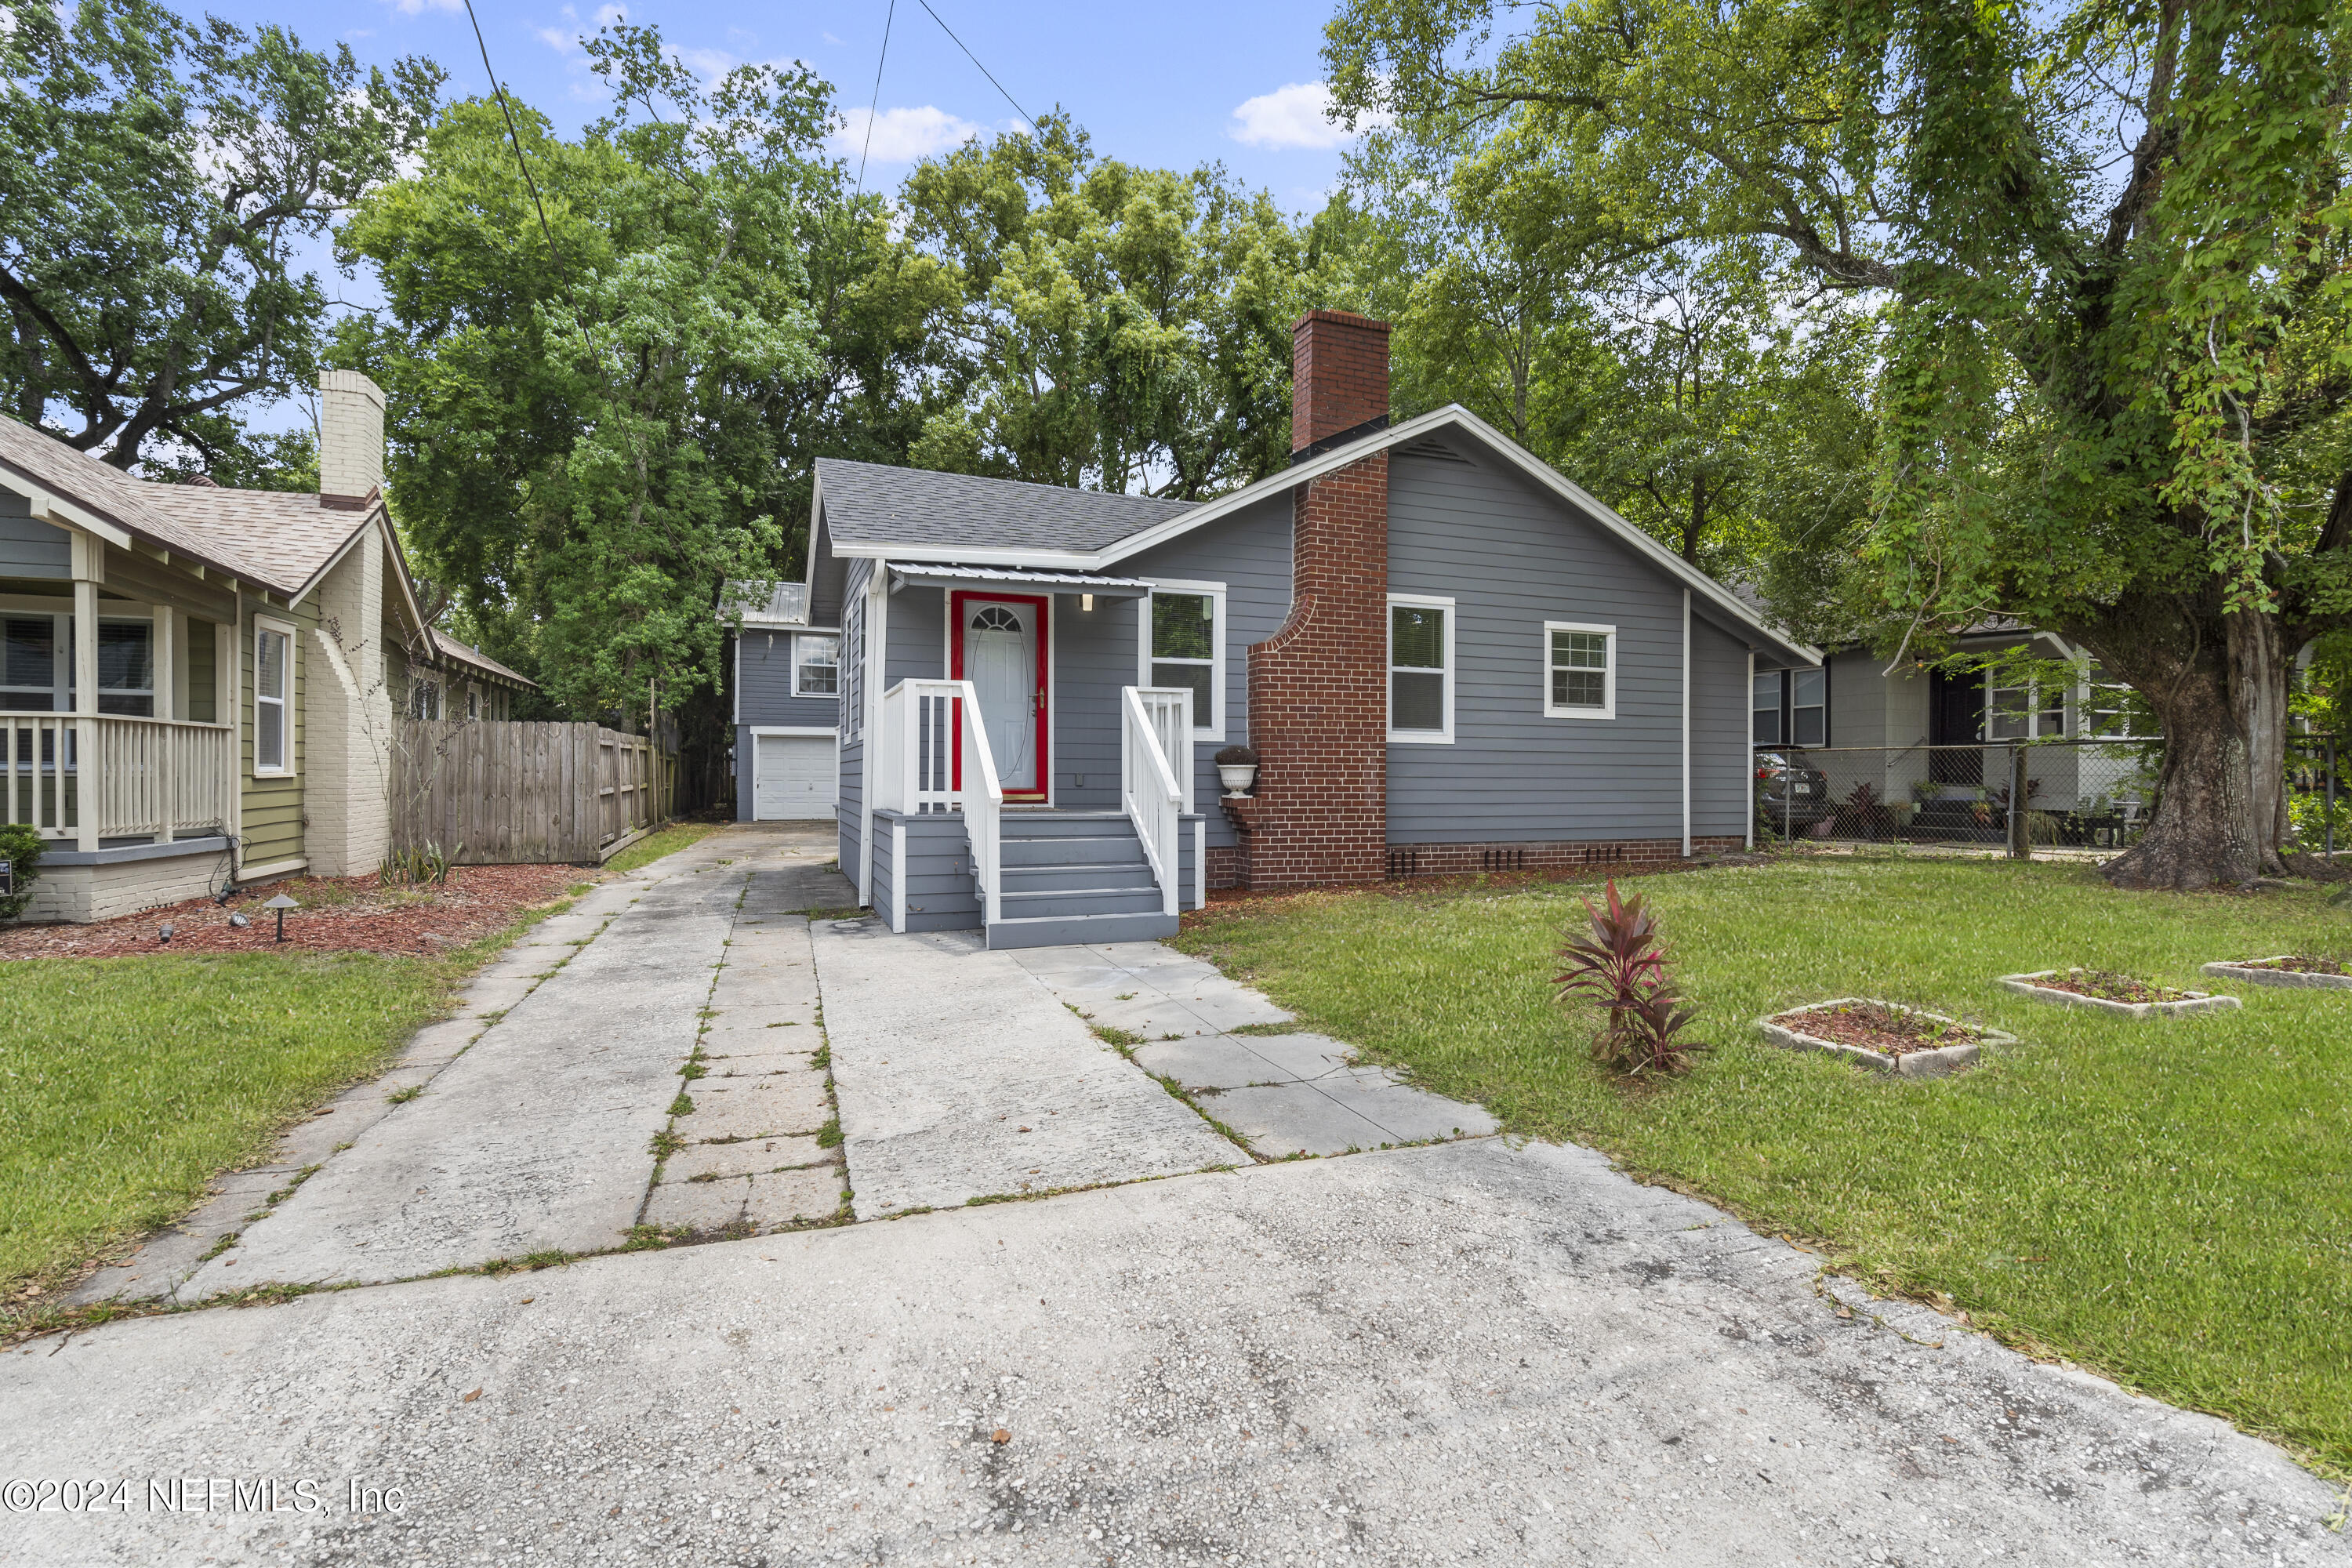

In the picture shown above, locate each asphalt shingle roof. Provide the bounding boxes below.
[0,416,369,597]
[815,457,1198,554]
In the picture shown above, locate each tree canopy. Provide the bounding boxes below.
[1329,0,2352,887]
[0,0,437,471]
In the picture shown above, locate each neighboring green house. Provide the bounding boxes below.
[0,372,531,922]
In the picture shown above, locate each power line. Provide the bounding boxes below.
[912,0,1035,129]
[461,0,601,367]
[855,0,898,195]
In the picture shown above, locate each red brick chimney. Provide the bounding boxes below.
[1227,312,1393,891]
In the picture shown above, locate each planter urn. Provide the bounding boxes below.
[1218,763,1258,798]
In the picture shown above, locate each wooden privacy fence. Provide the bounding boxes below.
[392,720,676,865]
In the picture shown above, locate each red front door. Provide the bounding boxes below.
[950,591,1048,801]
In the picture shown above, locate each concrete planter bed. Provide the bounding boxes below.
[1755,999,2009,1078]
[2199,956,2352,991]
[1997,969,2240,1018]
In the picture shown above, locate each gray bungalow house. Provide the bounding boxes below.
[797,311,1819,949]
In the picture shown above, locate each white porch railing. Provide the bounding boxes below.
[874,679,1004,927]
[1121,687,1192,918]
[3,714,235,845]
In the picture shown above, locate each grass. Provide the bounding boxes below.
[603,818,728,877]
[1174,854,2352,1475]
[0,953,459,1296]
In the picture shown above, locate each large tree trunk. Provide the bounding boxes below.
[2096,606,2290,890]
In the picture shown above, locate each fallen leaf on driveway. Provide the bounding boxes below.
[992,1428,1011,1444]
[463,1388,483,1403]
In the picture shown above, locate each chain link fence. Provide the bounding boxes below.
[1755,736,2352,859]
[1754,740,2161,855]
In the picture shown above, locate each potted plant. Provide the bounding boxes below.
[1214,744,1259,797]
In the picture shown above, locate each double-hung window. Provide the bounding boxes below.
[254,619,293,775]
[1789,667,1826,746]
[793,633,840,697]
[96,620,154,716]
[1988,678,2063,739]
[1544,622,1615,720]
[408,677,441,720]
[1387,595,1453,742]
[1139,582,1224,736]
[2082,666,2135,737]
[1,616,58,712]
[1751,671,1783,744]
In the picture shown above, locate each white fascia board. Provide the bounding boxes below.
[829,542,1102,568]
[16,482,134,548]
[287,510,377,604]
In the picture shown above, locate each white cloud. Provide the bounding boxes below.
[831,105,985,165]
[1228,81,1385,150]
[392,0,463,15]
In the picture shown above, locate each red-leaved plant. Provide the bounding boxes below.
[1554,879,1708,1076]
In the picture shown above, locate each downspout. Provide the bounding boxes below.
[1681,590,1693,858]
[1744,648,1755,849]
[857,563,887,907]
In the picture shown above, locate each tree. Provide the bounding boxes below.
[0,0,438,470]
[898,118,1311,498]
[336,25,825,741]
[1329,0,2352,889]
[1330,116,1876,583]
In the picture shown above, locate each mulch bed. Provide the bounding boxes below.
[1778,1001,1984,1057]
[0,864,588,960]
[2027,968,2194,1004]
[2236,956,2348,975]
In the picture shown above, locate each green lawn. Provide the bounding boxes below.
[1,953,459,1296]
[1174,855,2352,1475]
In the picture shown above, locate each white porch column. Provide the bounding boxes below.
[71,532,100,850]
[154,604,177,843]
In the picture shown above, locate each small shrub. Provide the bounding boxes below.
[0,822,45,921]
[1553,878,1708,1077]
[1213,744,1258,767]
[380,841,462,887]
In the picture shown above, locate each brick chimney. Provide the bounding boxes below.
[318,370,386,510]
[1227,312,1393,891]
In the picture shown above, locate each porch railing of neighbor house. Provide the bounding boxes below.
[4,714,235,845]
[1121,686,1191,918]
[874,678,1003,926]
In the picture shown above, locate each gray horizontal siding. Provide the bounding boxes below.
[1116,494,1293,844]
[1385,449,1759,844]
[874,809,982,931]
[735,630,840,728]
[0,491,68,578]
[1691,615,1751,840]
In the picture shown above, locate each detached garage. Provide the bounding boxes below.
[724,581,843,822]
[750,729,837,819]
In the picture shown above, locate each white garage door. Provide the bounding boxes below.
[753,734,837,819]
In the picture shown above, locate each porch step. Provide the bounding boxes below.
[984,910,1180,950]
[999,833,1149,868]
[997,885,1167,920]
[997,811,1133,837]
[999,859,1156,894]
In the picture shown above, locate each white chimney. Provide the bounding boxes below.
[318,370,386,509]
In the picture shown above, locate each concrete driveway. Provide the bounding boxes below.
[9,826,2343,1565]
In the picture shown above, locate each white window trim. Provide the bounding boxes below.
[1543,619,1617,721]
[1387,593,1455,744]
[791,632,842,699]
[253,614,297,778]
[1135,579,1226,739]
[1989,679,2067,740]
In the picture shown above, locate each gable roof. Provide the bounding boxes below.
[815,457,1197,556]
[818,406,1820,666]
[0,415,371,598]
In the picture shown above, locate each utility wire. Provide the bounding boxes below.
[461,0,610,376]
[855,0,898,195]
[913,0,1035,129]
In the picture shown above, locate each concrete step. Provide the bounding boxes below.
[984,909,1180,949]
[1000,861,1156,894]
[1000,833,1146,867]
[998,886,1168,920]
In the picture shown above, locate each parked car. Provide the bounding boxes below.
[1755,750,1836,830]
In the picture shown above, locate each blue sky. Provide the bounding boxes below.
[223,0,1369,212]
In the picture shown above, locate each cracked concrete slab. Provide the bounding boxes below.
[160,838,751,1294]
[661,1134,828,1182]
[11,1140,2336,1568]
[813,924,1241,1214]
[681,1069,830,1140]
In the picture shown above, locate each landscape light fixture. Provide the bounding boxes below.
[265,894,299,943]
[158,924,175,945]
